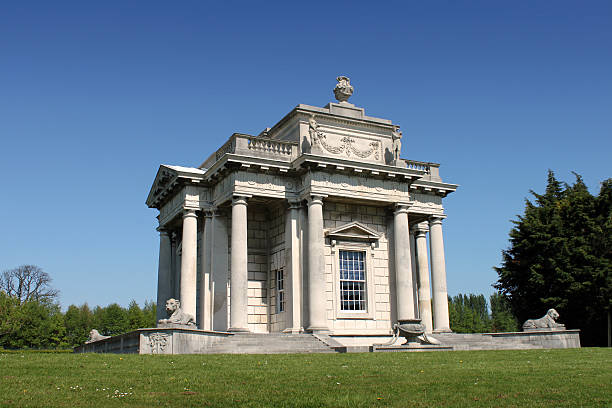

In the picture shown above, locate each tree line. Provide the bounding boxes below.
[447,293,518,333]
[0,265,156,349]
[0,292,156,349]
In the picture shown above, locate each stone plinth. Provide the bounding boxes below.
[74,328,232,355]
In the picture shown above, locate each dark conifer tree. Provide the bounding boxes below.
[495,171,611,345]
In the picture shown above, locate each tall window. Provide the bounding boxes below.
[276,269,285,313]
[339,250,366,311]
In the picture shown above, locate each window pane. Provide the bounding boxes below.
[339,250,366,311]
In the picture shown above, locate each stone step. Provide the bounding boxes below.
[203,333,336,354]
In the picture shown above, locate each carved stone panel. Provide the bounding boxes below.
[142,332,171,354]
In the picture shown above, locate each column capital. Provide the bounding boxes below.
[411,221,429,236]
[183,209,198,219]
[429,215,446,225]
[203,207,217,218]
[394,202,412,215]
[287,199,302,210]
[232,195,249,206]
[307,195,325,205]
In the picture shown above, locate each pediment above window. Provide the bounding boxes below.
[326,222,381,243]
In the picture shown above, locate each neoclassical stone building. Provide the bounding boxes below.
[146,78,457,344]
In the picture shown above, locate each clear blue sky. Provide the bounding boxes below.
[1,1,610,309]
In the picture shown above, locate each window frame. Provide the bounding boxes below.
[331,242,376,320]
[275,268,285,314]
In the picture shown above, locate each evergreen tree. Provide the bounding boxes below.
[495,171,611,345]
[490,292,518,332]
[448,293,492,333]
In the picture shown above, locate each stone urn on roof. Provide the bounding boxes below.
[334,76,354,103]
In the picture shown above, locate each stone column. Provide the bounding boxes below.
[229,196,249,332]
[210,208,229,331]
[199,211,214,330]
[393,204,415,321]
[180,209,198,319]
[307,195,328,332]
[284,200,303,333]
[409,231,419,315]
[414,222,433,333]
[156,229,172,323]
[429,216,451,332]
[171,232,178,299]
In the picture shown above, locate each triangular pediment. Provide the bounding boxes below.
[326,221,381,242]
[146,164,206,208]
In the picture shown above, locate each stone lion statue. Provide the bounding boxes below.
[522,308,565,330]
[158,298,196,326]
[86,329,110,343]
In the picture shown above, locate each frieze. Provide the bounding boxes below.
[233,172,300,199]
[305,171,410,201]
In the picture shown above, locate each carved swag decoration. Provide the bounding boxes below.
[309,114,380,160]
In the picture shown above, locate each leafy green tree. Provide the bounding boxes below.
[495,171,612,346]
[100,303,129,336]
[1,299,66,349]
[63,303,94,347]
[142,300,157,328]
[0,292,22,348]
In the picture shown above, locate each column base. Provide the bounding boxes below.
[306,326,330,334]
[282,327,304,334]
[433,328,453,334]
[228,327,251,333]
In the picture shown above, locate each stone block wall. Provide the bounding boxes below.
[323,202,393,334]
[246,207,269,333]
[268,204,287,332]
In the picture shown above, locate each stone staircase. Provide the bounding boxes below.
[203,333,337,354]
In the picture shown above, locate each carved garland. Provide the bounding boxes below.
[313,132,380,160]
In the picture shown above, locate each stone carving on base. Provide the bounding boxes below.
[158,298,196,327]
[334,76,354,103]
[147,332,170,354]
[523,308,566,331]
[86,329,110,343]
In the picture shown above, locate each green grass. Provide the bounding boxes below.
[0,349,610,407]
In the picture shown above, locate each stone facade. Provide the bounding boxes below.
[146,78,458,345]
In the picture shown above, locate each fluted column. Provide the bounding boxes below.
[198,210,213,330]
[429,216,451,332]
[414,222,433,333]
[307,195,328,332]
[394,203,415,321]
[180,209,198,319]
[229,196,249,332]
[156,229,172,323]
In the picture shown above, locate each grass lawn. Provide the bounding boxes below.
[0,348,610,407]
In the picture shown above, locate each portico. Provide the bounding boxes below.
[146,77,457,345]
